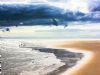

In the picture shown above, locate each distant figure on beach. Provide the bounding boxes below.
[5,28,10,32]
[1,28,10,32]
[19,42,25,47]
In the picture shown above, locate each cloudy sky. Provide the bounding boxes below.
[0,0,100,39]
[0,0,99,12]
[0,0,87,2]
[0,0,89,13]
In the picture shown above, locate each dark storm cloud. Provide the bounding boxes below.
[0,3,86,21]
[0,3,64,21]
[0,3,88,23]
[0,2,100,27]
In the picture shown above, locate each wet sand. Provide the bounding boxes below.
[0,40,100,75]
[50,40,100,75]
[0,40,82,75]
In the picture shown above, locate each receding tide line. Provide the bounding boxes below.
[60,51,93,75]
[47,40,100,75]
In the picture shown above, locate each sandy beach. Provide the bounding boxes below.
[1,39,100,75]
[49,40,100,75]
[16,39,100,75]
[0,39,82,75]
[0,0,100,75]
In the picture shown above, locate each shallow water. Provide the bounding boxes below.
[0,23,100,39]
[0,40,82,75]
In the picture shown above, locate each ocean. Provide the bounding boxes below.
[0,23,100,39]
[0,39,83,75]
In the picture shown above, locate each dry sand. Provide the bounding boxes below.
[49,40,100,75]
